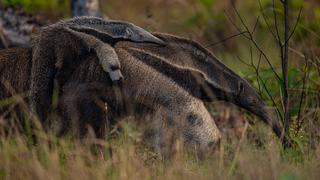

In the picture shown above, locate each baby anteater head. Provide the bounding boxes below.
[63,16,165,45]
[119,22,165,44]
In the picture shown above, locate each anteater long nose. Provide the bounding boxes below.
[146,35,165,45]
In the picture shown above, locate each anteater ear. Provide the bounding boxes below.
[237,81,244,95]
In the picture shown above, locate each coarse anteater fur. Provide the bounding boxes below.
[115,33,291,146]
[0,32,290,148]
[0,48,31,121]
[29,16,164,123]
[0,46,221,154]
[0,48,31,99]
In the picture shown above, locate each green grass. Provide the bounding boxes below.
[0,0,69,17]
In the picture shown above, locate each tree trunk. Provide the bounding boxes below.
[71,0,102,17]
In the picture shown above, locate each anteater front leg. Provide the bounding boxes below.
[64,27,123,82]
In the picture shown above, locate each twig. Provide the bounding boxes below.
[235,52,284,121]
[296,53,310,136]
[257,0,279,42]
[252,16,260,34]
[272,0,282,44]
[282,0,290,139]
[257,74,284,121]
[226,5,282,81]
[286,6,302,44]
[227,121,249,176]
[225,2,284,119]
[205,31,249,48]
[249,47,263,95]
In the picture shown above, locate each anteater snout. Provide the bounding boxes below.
[109,69,123,82]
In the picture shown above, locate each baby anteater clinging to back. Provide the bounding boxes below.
[29,16,165,122]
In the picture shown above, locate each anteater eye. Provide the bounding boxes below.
[125,28,133,37]
[110,65,120,71]
[238,81,244,95]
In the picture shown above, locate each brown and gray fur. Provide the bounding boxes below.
[29,17,164,123]
[0,47,221,154]
[59,48,221,152]
[0,48,32,127]
[115,33,291,146]
[0,48,31,99]
[1,32,290,147]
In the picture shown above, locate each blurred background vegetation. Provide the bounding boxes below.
[1,0,319,151]
[0,0,319,179]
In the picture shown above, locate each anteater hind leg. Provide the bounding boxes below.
[30,26,122,122]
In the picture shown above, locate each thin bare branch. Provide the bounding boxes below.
[230,3,251,36]
[250,47,262,94]
[250,39,282,81]
[256,51,263,94]
[235,54,251,67]
[296,55,310,136]
[282,0,290,139]
[258,74,284,121]
[251,16,260,35]
[224,7,282,81]
[272,0,282,46]
[224,10,250,39]
[205,31,249,48]
[235,47,283,118]
[257,0,279,41]
[286,6,302,44]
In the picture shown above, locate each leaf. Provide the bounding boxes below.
[288,68,299,89]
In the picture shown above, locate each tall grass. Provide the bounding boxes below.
[0,115,320,180]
